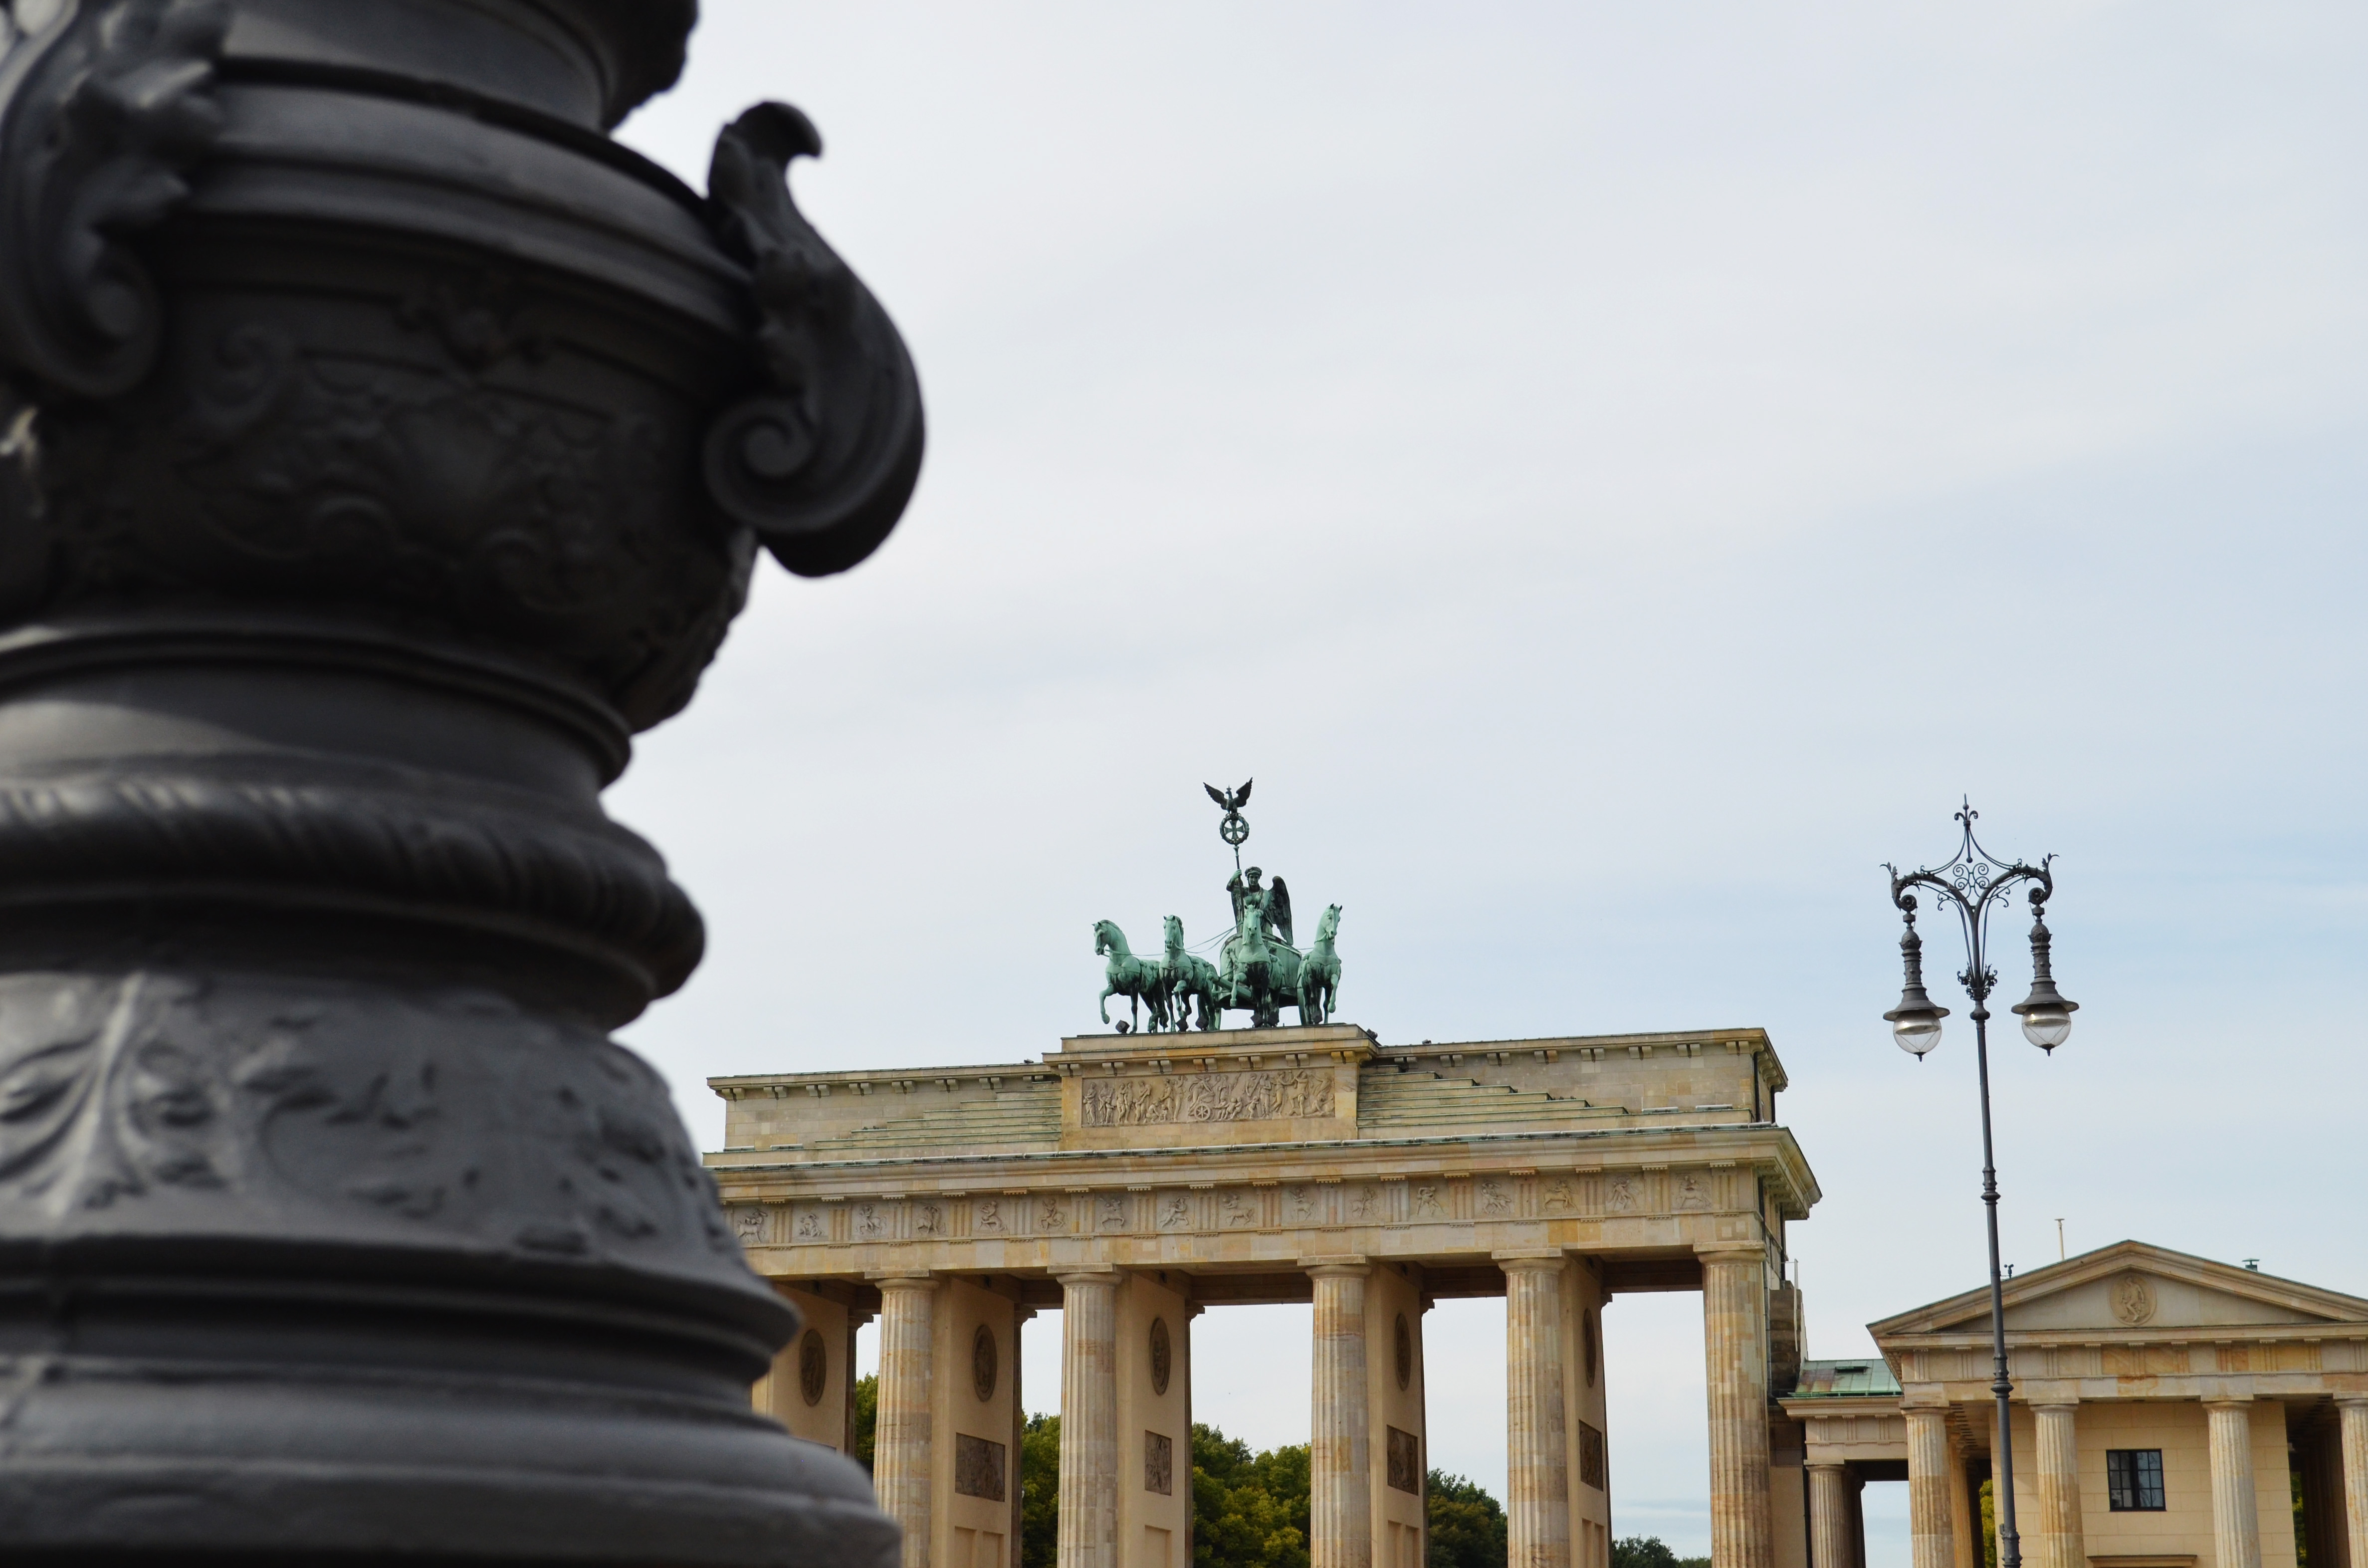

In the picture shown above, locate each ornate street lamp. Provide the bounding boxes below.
[1883,801,2078,1568]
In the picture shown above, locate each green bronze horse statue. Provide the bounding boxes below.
[1295,903,1343,1025]
[1163,915,1223,1031]
[1217,890,1302,1029]
[1093,920,1174,1032]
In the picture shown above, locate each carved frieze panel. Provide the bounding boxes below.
[954,1434,1006,1501]
[1215,1187,1263,1229]
[1386,1426,1421,1494]
[1077,1068,1335,1128]
[746,1151,1775,1250]
[1408,1179,1448,1222]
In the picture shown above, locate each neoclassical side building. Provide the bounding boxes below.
[707,1023,1814,1568]
[1771,1241,2368,1568]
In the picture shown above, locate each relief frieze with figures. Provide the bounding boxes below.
[1078,1067,1335,1127]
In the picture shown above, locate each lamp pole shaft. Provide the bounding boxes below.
[1973,997,2022,1568]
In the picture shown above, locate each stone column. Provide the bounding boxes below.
[1808,1465,1854,1568]
[1848,1472,1866,1568]
[2206,1399,2263,1568]
[1059,1272,1123,1568]
[1904,1406,1957,1568]
[877,1277,941,1568]
[1947,1444,1978,1568]
[2341,1398,2368,1568]
[1013,1306,1036,1568]
[1701,1246,1773,1568]
[1504,1256,1571,1568]
[2031,1404,2083,1568]
[1311,1263,1375,1568]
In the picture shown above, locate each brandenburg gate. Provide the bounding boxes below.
[707,1022,1818,1568]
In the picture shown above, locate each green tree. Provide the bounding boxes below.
[1426,1471,1507,1568]
[1194,1424,1309,1568]
[1613,1540,1678,1568]
[853,1372,878,1474]
[1022,1413,1061,1568]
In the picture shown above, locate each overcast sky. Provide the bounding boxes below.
[609,5,2368,1558]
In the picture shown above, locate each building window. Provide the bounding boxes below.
[2107,1449,2164,1511]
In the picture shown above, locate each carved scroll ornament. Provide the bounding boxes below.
[703,103,925,579]
[0,0,225,400]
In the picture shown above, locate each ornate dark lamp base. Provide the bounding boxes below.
[0,2,923,1561]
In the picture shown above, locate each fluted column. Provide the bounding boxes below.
[2341,1398,2368,1568]
[2031,1404,2082,1568]
[1701,1246,1772,1568]
[1809,1465,1854,1568]
[1904,1406,1957,1568]
[2206,1399,2263,1568]
[876,1277,941,1568]
[1503,1256,1571,1568]
[1311,1263,1375,1568]
[1059,1272,1123,1568]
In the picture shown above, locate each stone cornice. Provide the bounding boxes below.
[708,1121,1820,1219]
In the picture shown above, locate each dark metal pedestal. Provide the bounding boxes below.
[0,3,923,1561]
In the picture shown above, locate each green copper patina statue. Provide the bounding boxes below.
[1088,781,1344,1031]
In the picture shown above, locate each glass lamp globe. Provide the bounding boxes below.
[2018,1004,2072,1052]
[1891,1010,1943,1057]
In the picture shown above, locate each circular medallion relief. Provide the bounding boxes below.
[1150,1317,1172,1395]
[2111,1273,2156,1327]
[973,1323,998,1401]
[1394,1313,1413,1391]
[798,1329,828,1407]
[1584,1309,1599,1388]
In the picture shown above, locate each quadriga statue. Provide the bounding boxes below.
[0,3,920,1563]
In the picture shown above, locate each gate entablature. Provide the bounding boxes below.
[707,1022,1815,1275]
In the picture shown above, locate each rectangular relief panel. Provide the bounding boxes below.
[1386,1426,1422,1494]
[955,1433,1007,1502]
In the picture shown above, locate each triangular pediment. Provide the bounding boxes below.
[1869,1240,2368,1341]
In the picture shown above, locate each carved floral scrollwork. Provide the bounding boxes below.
[702,103,925,579]
[0,970,743,1269]
[0,0,226,400]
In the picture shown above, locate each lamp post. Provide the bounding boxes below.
[1882,801,2078,1568]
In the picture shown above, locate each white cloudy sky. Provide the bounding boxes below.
[612,5,2368,1558]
